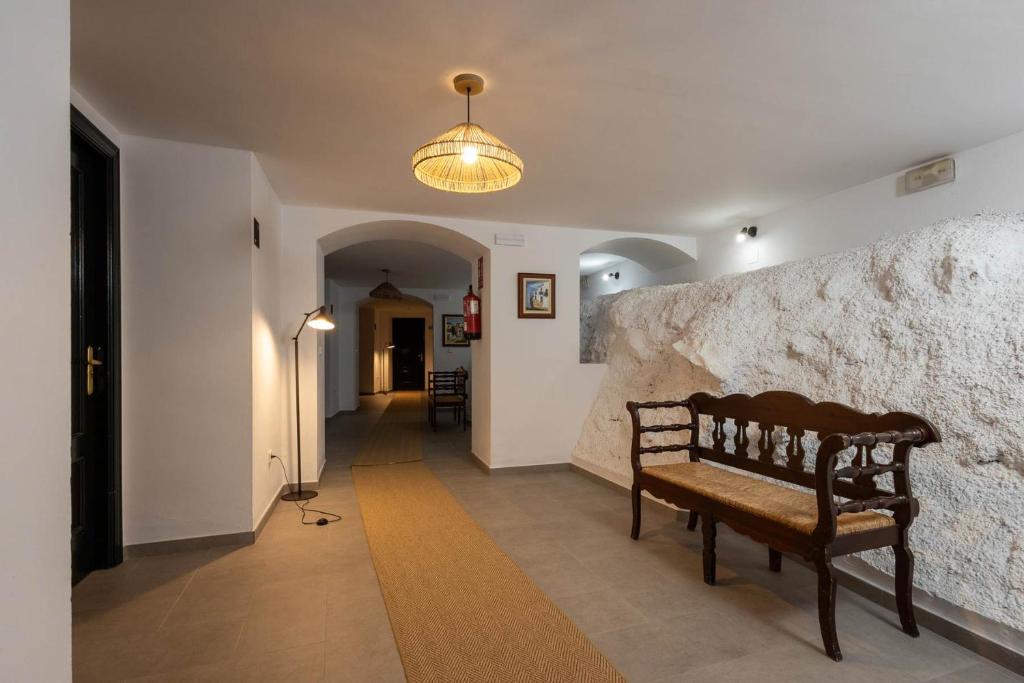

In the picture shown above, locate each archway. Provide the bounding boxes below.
[578,236,696,362]
[312,220,491,470]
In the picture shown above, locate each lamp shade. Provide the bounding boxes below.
[308,307,335,330]
[412,122,523,194]
[369,268,403,300]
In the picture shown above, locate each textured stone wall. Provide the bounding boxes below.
[573,213,1024,632]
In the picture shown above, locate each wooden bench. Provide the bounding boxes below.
[626,391,940,661]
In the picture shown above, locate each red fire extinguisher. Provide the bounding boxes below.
[463,285,481,340]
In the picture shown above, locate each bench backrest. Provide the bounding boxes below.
[633,391,940,500]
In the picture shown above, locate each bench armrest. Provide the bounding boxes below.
[627,400,698,474]
[812,430,934,543]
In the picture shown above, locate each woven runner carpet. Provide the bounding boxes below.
[351,391,625,683]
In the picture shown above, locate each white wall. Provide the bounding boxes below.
[250,156,287,526]
[0,1,71,678]
[324,282,361,415]
[122,136,254,544]
[677,130,1024,282]
[279,207,696,472]
[422,289,473,374]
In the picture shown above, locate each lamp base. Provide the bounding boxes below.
[281,489,318,502]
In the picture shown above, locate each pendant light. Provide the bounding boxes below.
[369,268,403,300]
[412,73,523,194]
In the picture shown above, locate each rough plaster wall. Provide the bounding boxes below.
[573,213,1024,632]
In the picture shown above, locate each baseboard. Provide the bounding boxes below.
[664,512,1024,675]
[465,452,571,476]
[568,459,1023,674]
[131,460,330,558]
[570,461,682,512]
[570,459,631,490]
[833,556,1024,675]
[467,450,490,474]
[491,462,570,475]
[125,531,253,558]
[253,482,289,540]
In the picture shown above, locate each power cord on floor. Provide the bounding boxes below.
[271,454,342,526]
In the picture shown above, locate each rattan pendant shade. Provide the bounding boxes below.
[369,268,403,300]
[411,74,523,194]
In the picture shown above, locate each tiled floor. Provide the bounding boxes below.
[72,395,1021,682]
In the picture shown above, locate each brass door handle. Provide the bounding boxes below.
[86,345,103,396]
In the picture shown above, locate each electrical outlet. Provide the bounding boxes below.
[268,450,275,465]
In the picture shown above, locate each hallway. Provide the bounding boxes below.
[71,395,1015,681]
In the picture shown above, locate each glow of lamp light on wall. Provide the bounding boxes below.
[601,271,620,282]
[736,226,758,243]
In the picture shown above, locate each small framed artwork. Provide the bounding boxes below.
[442,314,470,347]
[517,273,556,319]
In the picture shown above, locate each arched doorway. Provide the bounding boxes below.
[311,220,491,470]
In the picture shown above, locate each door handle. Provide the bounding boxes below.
[86,345,103,396]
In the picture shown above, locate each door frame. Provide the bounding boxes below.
[390,316,427,391]
[71,106,123,570]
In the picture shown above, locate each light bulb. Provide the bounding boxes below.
[736,232,747,243]
[602,273,610,281]
[461,145,478,164]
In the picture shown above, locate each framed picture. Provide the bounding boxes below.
[442,314,470,347]
[517,273,556,319]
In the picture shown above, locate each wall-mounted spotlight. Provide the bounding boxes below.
[602,271,620,281]
[736,226,758,243]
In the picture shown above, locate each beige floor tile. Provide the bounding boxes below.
[324,623,405,683]
[233,642,327,682]
[555,588,648,635]
[235,605,327,658]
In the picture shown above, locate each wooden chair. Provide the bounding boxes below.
[627,390,940,661]
[428,370,467,431]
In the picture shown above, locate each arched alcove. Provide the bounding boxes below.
[582,236,696,272]
[578,236,696,362]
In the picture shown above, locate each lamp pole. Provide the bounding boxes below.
[282,306,334,502]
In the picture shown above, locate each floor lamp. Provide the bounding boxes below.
[282,305,335,502]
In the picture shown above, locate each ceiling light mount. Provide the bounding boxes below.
[452,73,484,97]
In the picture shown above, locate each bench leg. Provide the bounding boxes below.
[893,541,919,637]
[630,484,642,540]
[701,514,717,586]
[769,547,782,572]
[686,510,699,531]
[814,553,842,661]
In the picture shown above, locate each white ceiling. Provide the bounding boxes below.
[72,1,1024,234]
[324,240,471,290]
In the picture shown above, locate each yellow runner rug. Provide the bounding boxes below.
[351,393,625,683]
[352,392,424,467]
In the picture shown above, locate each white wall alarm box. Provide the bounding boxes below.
[494,233,526,247]
[904,158,955,194]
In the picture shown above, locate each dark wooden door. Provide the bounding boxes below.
[71,108,122,585]
[391,318,425,391]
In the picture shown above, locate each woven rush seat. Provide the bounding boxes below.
[433,394,464,405]
[645,461,894,536]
